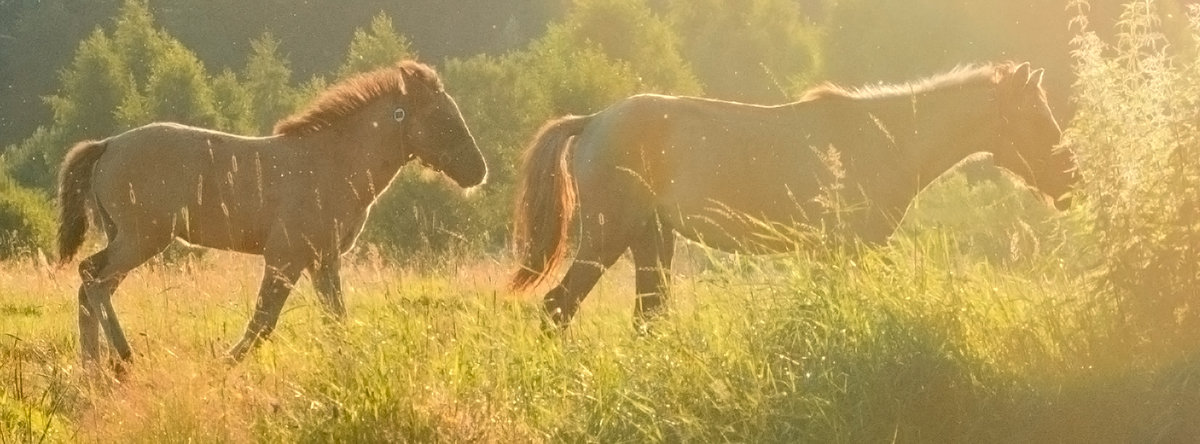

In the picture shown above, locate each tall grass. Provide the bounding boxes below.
[0,229,1192,442]
[4,1,1200,442]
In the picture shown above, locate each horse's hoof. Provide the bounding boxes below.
[109,357,131,382]
[220,354,243,367]
[539,315,568,337]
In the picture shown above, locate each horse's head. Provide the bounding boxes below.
[992,62,1077,210]
[393,62,488,188]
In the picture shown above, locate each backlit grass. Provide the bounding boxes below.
[4,191,1200,442]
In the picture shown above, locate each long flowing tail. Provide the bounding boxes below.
[510,114,593,291]
[57,140,107,264]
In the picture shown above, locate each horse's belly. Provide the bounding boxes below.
[662,204,822,254]
[173,205,267,254]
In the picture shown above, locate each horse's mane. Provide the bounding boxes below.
[799,62,1014,102]
[273,60,444,136]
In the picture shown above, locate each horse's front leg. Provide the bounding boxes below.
[310,255,346,323]
[226,259,304,362]
[629,217,676,333]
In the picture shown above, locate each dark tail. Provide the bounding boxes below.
[57,140,107,264]
[510,114,593,291]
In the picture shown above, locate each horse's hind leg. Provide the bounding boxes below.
[77,211,121,363]
[543,216,635,329]
[77,253,106,363]
[78,231,170,363]
[226,258,304,362]
[629,215,676,331]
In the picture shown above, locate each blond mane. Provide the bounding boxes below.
[800,62,1013,102]
[273,60,443,136]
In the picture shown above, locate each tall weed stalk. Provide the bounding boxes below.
[1067,0,1200,345]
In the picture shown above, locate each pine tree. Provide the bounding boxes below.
[211,69,255,135]
[143,42,222,128]
[243,32,299,135]
[337,12,415,78]
[112,0,167,85]
[45,28,134,143]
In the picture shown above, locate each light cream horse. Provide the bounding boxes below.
[58,60,487,364]
[511,62,1076,329]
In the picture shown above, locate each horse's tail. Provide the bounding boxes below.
[57,140,107,265]
[510,114,593,291]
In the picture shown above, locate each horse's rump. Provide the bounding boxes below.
[511,114,592,290]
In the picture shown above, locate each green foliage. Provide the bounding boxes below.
[4,126,68,192]
[525,40,643,116]
[111,0,168,85]
[546,0,701,96]
[0,170,55,259]
[43,29,132,154]
[337,12,415,78]
[243,32,301,135]
[211,69,257,135]
[142,42,223,129]
[899,163,1066,271]
[1067,0,1200,340]
[6,26,129,189]
[5,0,257,190]
[0,0,121,150]
[663,0,824,101]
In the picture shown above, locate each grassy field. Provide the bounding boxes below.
[4,174,1200,443]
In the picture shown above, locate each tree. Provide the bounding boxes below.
[242,32,300,135]
[337,12,415,78]
[546,0,700,96]
[211,69,255,135]
[517,0,700,116]
[6,28,132,189]
[142,43,223,128]
[112,0,167,85]
[663,0,823,102]
[45,28,134,145]
[6,0,243,189]
[0,0,120,150]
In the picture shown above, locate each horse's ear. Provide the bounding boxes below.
[1028,68,1045,90]
[1001,62,1034,98]
[1012,62,1032,82]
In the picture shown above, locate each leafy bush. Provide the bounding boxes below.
[0,170,55,259]
[1067,0,1200,340]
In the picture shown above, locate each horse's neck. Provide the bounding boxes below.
[869,86,999,193]
[297,129,408,202]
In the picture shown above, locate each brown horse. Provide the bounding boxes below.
[511,62,1076,329]
[58,60,487,363]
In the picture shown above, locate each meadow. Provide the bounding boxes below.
[3,1,1199,442]
[4,171,1200,443]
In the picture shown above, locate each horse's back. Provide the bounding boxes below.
[573,94,849,251]
[90,122,285,252]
